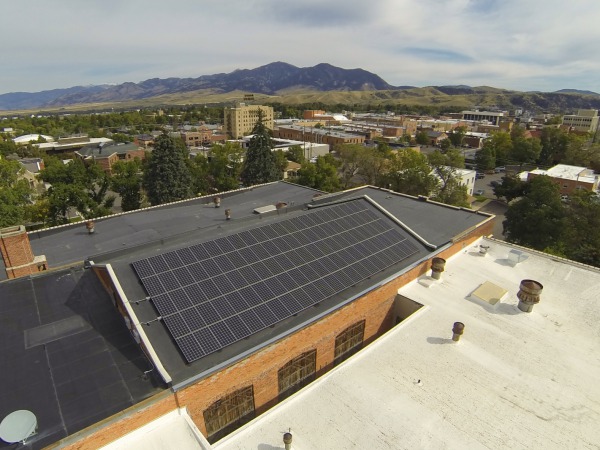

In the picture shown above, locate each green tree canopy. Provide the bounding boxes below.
[415,130,429,145]
[143,134,192,205]
[382,148,437,197]
[0,158,35,227]
[448,126,467,147]
[240,110,280,186]
[428,149,469,207]
[39,157,115,224]
[111,159,143,212]
[493,174,526,202]
[296,154,340,192]
[503,176,566,250]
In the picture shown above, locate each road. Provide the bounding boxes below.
[473,171,508,240]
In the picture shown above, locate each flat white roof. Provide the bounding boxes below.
[101,409,210,450]
[214,238,600,450]
[529,164,597,183]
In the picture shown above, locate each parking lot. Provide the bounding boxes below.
[473,171,505,198]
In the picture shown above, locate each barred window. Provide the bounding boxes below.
[278,350,317,401]
[334,320,366,366]
[203,385,255,443]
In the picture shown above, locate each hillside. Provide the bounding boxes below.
[1,62,600,113]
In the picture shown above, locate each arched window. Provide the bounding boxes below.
[334,320,366,366]
[203,385,255,443]
[278,350,317,402]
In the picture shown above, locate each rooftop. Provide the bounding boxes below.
[529,164,597,183]
[0,268,162,449]
[213,237,600,450]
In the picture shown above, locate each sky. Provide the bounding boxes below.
[2,0,600,95]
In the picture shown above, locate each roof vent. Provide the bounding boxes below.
[452,322,465,342]
[430,257,446,280]
[517,279,543,313]
[283,431,293,450]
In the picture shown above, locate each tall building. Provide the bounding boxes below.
[223,104,274,139]
[561,109,599,133]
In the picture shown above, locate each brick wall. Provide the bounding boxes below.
[57,392,179,450]
[0,225,47,279]
[60,217,492,447]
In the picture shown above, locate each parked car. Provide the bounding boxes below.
[494,166,506,173]
[476,173,485,179]
[475,189,485,196]
[490,180,500,188]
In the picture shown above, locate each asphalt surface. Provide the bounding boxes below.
[473,171,508,240]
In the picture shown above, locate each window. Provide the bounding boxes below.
[334,320,366,366]
[278,350,317,401]
[203,385,255,443]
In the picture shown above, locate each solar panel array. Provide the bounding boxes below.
[132,200,420,363]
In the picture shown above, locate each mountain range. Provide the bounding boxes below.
[1,62,599,112]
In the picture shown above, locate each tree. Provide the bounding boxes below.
[382,148,437,196]
[0,158,35,227]
[539,127,569,165]
[428,149,469,207]
[481,131,512,166]
[448,126,467,147]
[493,174,526,202]
[503,176,566,251]
[415,130,429,145]
[475,146,496,172]
[206,142,244,192]
[111,159,143,211]
[143,134,192,205]
[286,145,306,164]
[561,190,600,267]
[509,127,541,164]
[40,157,115,224]
[296,154,340,192]
[240,110,280,185]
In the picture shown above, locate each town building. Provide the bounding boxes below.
[561,109,599,133]
[462,110,505,126]
[223,104,274,139]
[527,164,599,195]
[211,237,600,450]
[75,142,146,174]
[273,125,365,150]
[0,183,493,448]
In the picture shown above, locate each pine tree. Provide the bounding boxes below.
[240,110,280,186]
[143,134,192,205]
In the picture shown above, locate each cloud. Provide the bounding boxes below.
[1,0,600,94]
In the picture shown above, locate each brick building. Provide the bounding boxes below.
[274,125,365,149]
[527,164,599,195]
[0,183,494,448]
[75,142,146,174]
[223,104,274,139]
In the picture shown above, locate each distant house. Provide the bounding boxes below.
[75,142,145,174]
[527,164,599,195]
[425,130,448,146]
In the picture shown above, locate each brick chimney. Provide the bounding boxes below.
[0,225,47,279]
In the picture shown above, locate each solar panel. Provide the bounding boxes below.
[133,200,421,363]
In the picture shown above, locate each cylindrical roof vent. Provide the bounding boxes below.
[283,432,293,450]
[431,257,446,280]
[452,322,465,341]
[517,279,543,313]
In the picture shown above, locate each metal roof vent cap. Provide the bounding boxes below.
[283,431,293,450]
[452,322,465,342]
[431,257,446,280]
[517,279,543,313]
